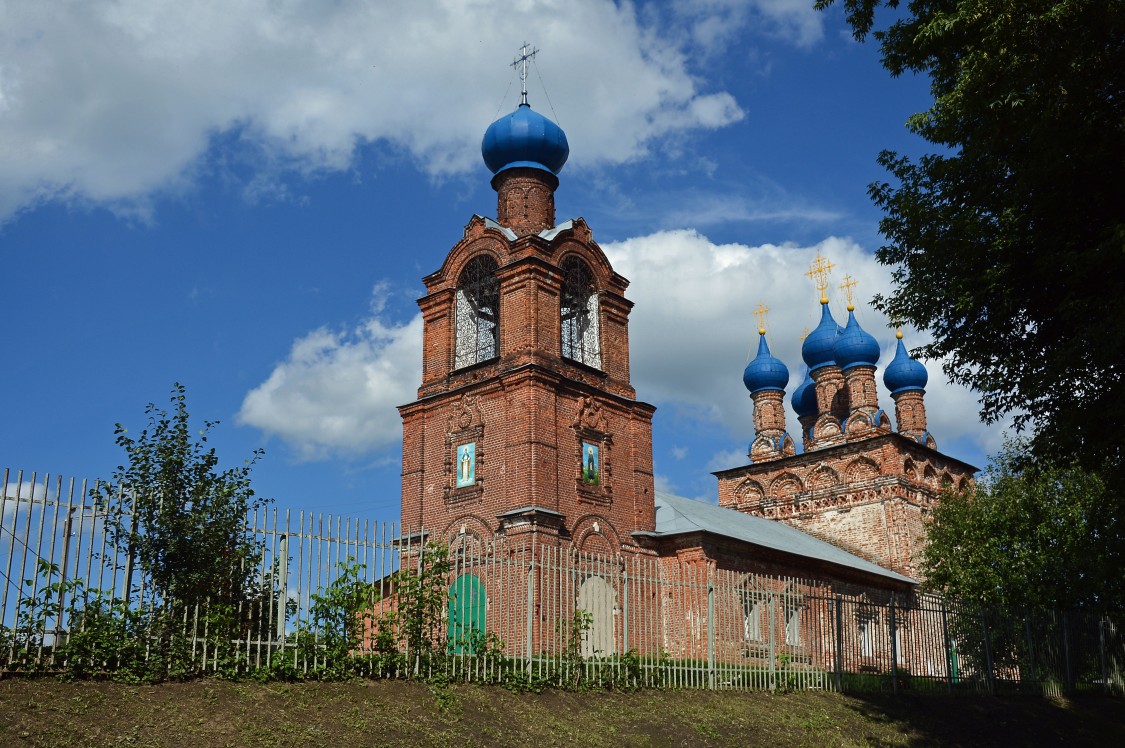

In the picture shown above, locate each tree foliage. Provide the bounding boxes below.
[816,0,1125,475]
[95,383,271,609]
[921,442,1125,611]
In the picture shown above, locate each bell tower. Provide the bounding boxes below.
[398,49,656,554]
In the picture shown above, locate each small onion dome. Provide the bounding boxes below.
[833,309,881,371]
[791,368,817,419]
[743,332,789,393]
[801,301,840,372]
[883,331,929,394]
[482,103,569,176]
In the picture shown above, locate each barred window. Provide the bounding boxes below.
[454,255,500,369]
[560,256,601,368]
[741,588,762,642]
[785,604,801,645]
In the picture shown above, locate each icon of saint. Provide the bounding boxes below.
[460,448,472,484]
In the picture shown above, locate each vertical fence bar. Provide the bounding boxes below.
[1099,616,1110,695]
[940,598,954,692]
[981,612,994,694]
[706,580,715,690]
[889,592,898,695]
[834,594,844,692]
[0,467,10,631]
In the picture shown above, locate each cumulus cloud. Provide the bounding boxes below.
[0,0,763,221]
[237,286,422,460]
[241,229,998,465]
[602,230,998,457]
[2,479,49,502]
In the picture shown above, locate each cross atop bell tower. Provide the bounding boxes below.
[511,42,539,106]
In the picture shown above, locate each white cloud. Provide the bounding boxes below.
[0,0,763,221]
[2,479,49,502]
[243,229,999,468]
[237,286,422,460]
[602,229,998,458]
[669,0,824,51]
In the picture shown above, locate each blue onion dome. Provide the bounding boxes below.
[833,308,881,371]
[743,330,790,393]
[791,368,818,418]
[482,103,569,176]
[801,301,840,372]
[883,330,929,393]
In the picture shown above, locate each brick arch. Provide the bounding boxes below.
[770,472,804,499]
[923,464,938,487]
[442,514,493,550]
[429,233,509,290]
[736,478,765,506]
[549,232,617,292]
[957,475,973,493]
[556,248,605,291]
[903,457,918,480]
[844,411,874,435]
[807,465,839,491]
[572,514,621,554]
[449,243,506,281]
[845,456,880,484]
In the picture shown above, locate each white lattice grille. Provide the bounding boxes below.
[454,255,499,369]
[561,256,601,368]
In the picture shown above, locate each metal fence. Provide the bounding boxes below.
[2,468,1122,695]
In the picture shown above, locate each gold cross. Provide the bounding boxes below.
[805,252,835,303]
[799,327,810,342]
[753,303,769,335]
[839,274,858,310]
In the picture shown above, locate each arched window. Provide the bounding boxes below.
[560,256,602,368]
[454,255,500,368]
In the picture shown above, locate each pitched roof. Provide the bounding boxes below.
[647,491,915,585]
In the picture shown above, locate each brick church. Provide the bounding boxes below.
[397,70,975,607]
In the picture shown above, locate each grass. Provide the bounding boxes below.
[0,678,1122,747]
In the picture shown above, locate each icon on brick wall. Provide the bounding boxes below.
[582,442,600,486]
[456,443,476,488]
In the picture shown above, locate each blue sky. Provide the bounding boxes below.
[1,1,1008,522]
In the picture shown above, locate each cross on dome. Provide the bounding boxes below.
[511,42,539,106]
[805,252,836,304]
[839,274,858,311]
[754,302,769,335]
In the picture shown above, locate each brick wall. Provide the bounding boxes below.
[715,433,975,579]
[401,209,655,554]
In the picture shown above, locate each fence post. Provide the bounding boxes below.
[622,567,629,655]
[768,592,777,690]
[940,598,953,693]
[525,561,534,671]
[706,581,716,690]
[276,533,288,649]
[55,507,75,647]
[981,612,995,694]
[122,508,138,603]
[890,592,899,695]
[834,595,844,692]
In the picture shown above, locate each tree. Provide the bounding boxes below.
[921,442,1125,612]
[816,0,1125,476]
[95,384,271,609]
